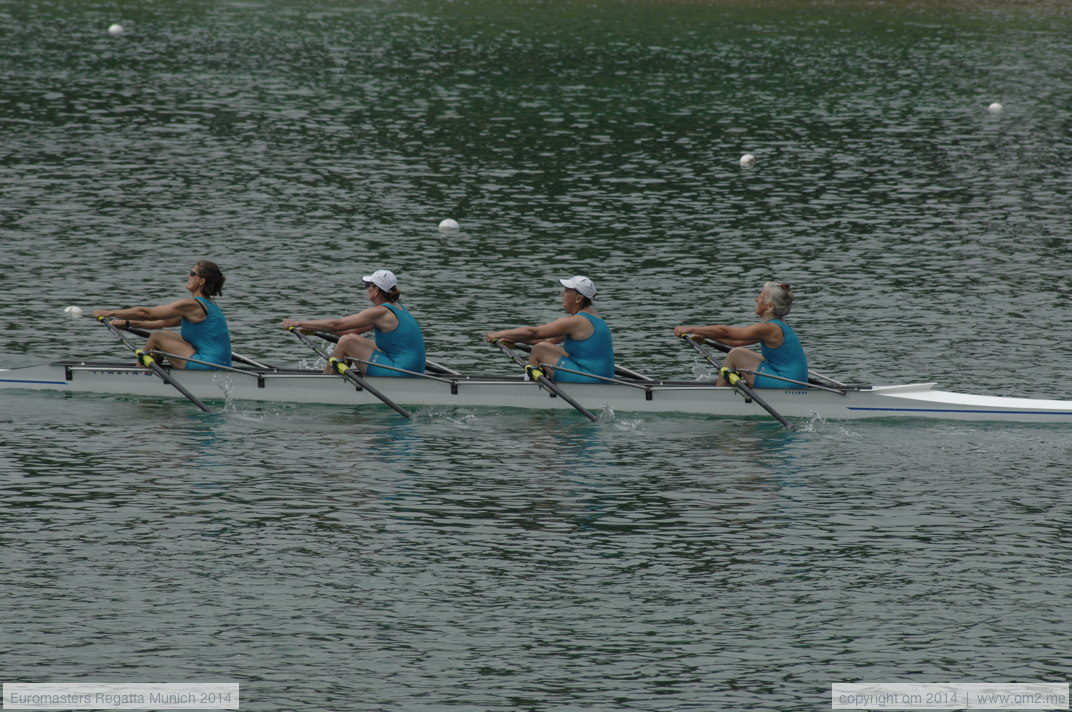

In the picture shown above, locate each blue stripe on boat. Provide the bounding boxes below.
[849,407,1072,415]
[0,378,68,385]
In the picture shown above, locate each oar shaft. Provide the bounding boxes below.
[612,363,653,382]
[330,358,413,419]
[508,341,651,381]
[493,340,598,422]
[99,318,212,412]
[690,335,844,388]
[289,328,412,418]
[681,334,793,430]
[121,324,273,370]
[718,366,794,430]
[312,330,459,376]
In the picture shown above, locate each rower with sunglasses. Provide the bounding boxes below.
[280,269,426,377]
[93,261,232,370]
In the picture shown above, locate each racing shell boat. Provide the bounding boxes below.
[2,360,1072,423]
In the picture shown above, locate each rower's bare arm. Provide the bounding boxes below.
[673,325,702,340]
[674,323,771,346]
[94,299,198,325]
[282,317,330,331]
[134,318,182,330]
[335,325,375,336]
[718,322,776,345]
[282,306,387,334]
[673,324,739,341]
[486,325,540,343]
[487,316,583,344]
[530,315,588,342]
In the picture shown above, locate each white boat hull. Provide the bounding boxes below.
[3,361,1072,423]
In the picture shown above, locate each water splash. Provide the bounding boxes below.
[212,372,236,404]
[691,364,716,382]
[411,408,481,427]
[796,410,860,437]
[611,417,646,431]
[593,404,646,430]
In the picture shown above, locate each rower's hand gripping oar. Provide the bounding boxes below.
[97,316,212,413]
[491,339,599,422]
[680,333,794,431]
[287,326,412,419]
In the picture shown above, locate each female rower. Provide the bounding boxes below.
[486,275,614,383]
[93,260,232,370]
[673,281,807,388]
[281,269,426,377]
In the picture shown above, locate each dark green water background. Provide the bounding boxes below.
[2,1,1070,710]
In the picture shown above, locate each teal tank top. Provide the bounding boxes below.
[756,319,807,384]
[180,297,232,369]
[367,302,426,376]
[555,312,614,383]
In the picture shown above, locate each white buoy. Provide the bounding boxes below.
[108,23,124,36]
[988,102,1003,113]
[739,153,755,167]
[438,218,460,231]
[64,306,84,316]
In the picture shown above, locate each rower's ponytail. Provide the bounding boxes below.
[764,281,793,318]
[196,261,225,298]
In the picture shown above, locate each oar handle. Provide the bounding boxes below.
[680,332,720,370]
[680,331,732,352]
[491,338,525,366]
[288,326,412,418]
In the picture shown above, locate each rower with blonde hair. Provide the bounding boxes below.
[674,281,807,388]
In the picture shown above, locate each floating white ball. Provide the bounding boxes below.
[739,153,755,167]
[988,102,1003,113]
[438,218,460,231]
[64,306,84,316]
[108,23,124,36]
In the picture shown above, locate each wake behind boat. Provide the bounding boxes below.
[3,359,1072,423]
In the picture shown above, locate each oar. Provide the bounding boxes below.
[97,316,212,413]
[687,334,845,388]
[119,324,275,370]
[508,341,653,381]
[288,326,412,418]
[311,330,460,376]
[491,339,599,422]
[680,333,794,430]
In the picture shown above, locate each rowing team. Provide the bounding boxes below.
[92,261,809,389]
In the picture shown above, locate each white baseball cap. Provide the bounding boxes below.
[558,275,597,300]
[362,269,398,292]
